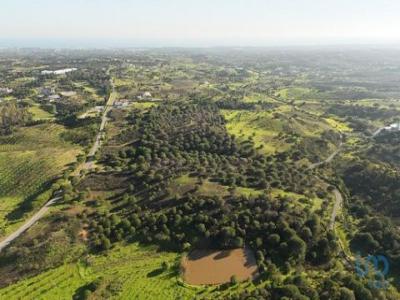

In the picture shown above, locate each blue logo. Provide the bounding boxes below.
[355,254,389,289]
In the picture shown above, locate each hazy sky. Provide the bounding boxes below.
[2,0,400,47]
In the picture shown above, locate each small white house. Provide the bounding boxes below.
[48,94,61,102]
[60,91,77,97]
[0,87,13,94]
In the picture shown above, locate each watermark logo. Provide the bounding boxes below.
[355,253,389,289]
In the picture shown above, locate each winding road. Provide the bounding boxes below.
[307,141,343,171]
[0,79,115,253]
[306,137,344,230]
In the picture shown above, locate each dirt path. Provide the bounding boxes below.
[329,189,343,230]
[307,139,343,171]
[0,196,61,252]
[0,78,115,252]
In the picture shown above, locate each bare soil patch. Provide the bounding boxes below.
[181,248,258,285]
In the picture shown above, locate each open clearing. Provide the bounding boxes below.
[182,248,258,285]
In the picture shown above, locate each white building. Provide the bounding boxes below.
[0,88,13,94]
[41,68,77,75]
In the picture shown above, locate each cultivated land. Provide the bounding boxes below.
[1,48,400,299]
[0,123,80,238]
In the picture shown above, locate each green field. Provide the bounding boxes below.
[0,123,80,237]
[28,105,55,120]
[223,108,336,157]
[0,243,199,300]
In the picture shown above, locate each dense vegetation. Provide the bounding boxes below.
[0,102,31,134]
[79,103,336,274]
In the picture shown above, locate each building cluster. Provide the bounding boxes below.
[41,68,77,75]
[38,87,76,102]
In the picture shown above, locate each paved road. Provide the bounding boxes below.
[0,196,61,252]
[0,79,115,252]
[84,80,115,170]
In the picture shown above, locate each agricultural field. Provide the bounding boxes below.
[0,123,81,237]
[0,243,199,300]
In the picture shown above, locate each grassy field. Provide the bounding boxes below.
[222,108,336,157]
[0,123,81,237]
[275,87,318,100]
[174,175,264,198]
[28,105,55,121]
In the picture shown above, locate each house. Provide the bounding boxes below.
[0,88,13,95]
[40,87,56,96]
[113,99,131,108]
[143,91,152,99]
[384,122,400,132]
[60,91,77,97]
[48,94,61,102]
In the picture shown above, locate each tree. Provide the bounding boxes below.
[288,236,306,262]
[161,261,170,271]
[339,287,356,300]
[233,237,244,248]
[100,236,111,250]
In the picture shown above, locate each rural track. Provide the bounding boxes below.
[0,196,61,252]
[306,134,344,230]
[0,78,115,253]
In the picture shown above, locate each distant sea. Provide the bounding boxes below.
[1,38,400,49]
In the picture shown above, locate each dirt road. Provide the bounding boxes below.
[0,196,61,252]
[329,188,343,230]
[0,79,115,252]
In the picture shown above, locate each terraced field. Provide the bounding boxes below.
[0,243,199,300]
[0,123,81,237]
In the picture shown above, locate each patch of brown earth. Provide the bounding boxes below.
[181,248,258,285]
[78,229,88,241]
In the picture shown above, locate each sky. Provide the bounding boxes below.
[1,0,400,47]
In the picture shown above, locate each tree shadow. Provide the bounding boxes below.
[147,268,164,278]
